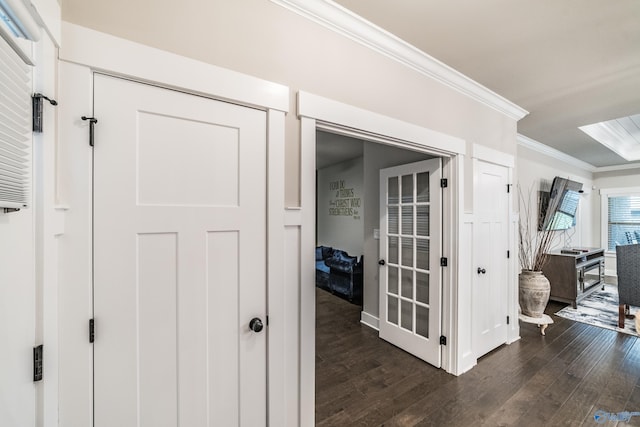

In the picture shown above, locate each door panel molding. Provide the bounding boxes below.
[472,158,515,358]
[93,75,267,426]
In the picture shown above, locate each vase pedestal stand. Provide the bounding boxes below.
[519,313,554,335]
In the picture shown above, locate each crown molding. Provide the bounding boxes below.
[517,134,640,174]
[270,0,528,121]
[593,162,640,173]
[517,134,597,173]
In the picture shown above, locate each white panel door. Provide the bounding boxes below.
[474,160,509,357]
[379,158,442,367]
[93,74,267,427]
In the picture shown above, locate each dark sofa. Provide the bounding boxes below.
[315,245,363,305]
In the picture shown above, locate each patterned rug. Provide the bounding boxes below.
[555,284,639,337]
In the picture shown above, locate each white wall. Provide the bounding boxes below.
[0,207,36,427]
[61,0,518,210]
[316,157,364,256]
[516,143,596,255]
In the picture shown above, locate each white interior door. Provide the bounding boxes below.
[379,158,442,367]
[93,74,267,427]
[473,160,509,357]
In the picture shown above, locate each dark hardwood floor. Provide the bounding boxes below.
[315,287,640,426]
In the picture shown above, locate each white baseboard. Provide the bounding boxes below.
[360,311,379,330]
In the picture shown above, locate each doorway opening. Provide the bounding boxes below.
[314,129,447,423]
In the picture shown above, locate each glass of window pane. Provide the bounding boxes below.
[401,299,413,331]
[417,172,429,203]
[401,269,413,299]
[402,206,413,235]
[416,238,429,270]
[388,205,399,234]
[416,272,429,304]
[388,176,399,204]
[402,174,413,203]
[416,305,429,338]
[417,205,429,236]
[401,237,414,267]
[388,296,398,325]
[388,266,399,295]
[389,236,399,264]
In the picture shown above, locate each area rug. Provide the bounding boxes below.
[555,284,639,337]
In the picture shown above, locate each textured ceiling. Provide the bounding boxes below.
[332,0,640,167]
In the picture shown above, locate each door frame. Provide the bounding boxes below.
[57,22,289,427]
[299,91,466,424]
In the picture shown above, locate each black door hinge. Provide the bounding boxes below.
[81,116,98,146]
[440,257,448,267]
[89,319,95,343]
[440,178,448,188]
[33,345,43,382]
[507,250,510,259]
[32,93,57,133]
[507,184,512,193]
[440,335,447,345]
[507,315,510,325]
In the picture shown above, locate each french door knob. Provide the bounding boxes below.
[378,259,386,265]
[477,267,486,274]
[249,317,264,333]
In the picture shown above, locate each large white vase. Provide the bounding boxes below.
[519,270,551,318]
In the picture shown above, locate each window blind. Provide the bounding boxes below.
[607,195,640,250]
[0,33,31,210]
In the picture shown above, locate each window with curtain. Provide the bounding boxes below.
[0,0,36,211]
[607,195,640,251]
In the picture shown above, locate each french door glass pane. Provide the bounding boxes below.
[389,236,398,264]
[402,206,413,235]
[388,205,399,234]
[416,305,429,338]
[417,172,430,203]
[416,238,429,270]
[401,237,414,267]
[388,296,398,325]
[402,174,413,203]
[388,266,399,295]
[401,269,413,299]
[417,206,429,236]
[416,272,429,304]
[388,176,399,204]
[401,299,413,331]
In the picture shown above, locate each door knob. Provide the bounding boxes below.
[477,267,486,274]
[249,317,264,333]
[378,259,386,265]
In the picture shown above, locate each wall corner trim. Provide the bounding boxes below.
[271,0,528,121]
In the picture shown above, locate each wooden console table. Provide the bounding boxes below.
[542,248,605,308]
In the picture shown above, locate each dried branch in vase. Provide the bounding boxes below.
[518,180,568,272]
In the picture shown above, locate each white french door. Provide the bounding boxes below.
[378,158,442,367]
[93,74,267,427]
[473,160,509,357]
